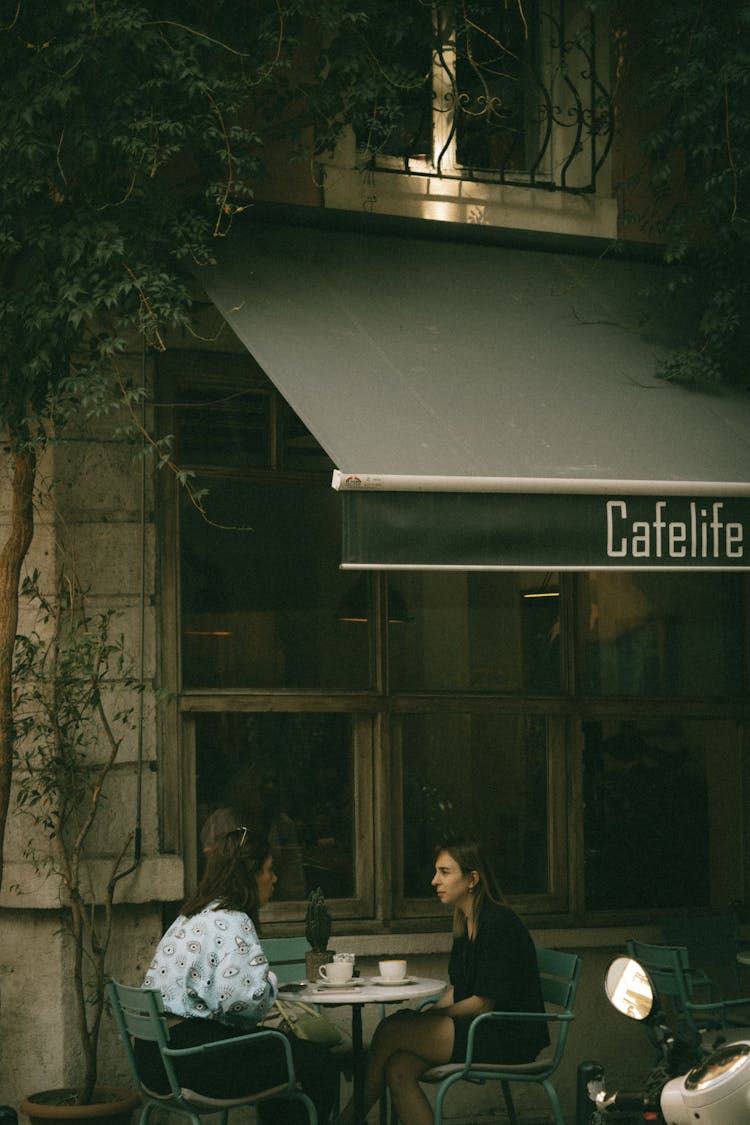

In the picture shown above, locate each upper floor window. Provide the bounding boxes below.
[357,0,613,193]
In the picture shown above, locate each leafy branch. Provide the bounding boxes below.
[618,0,750,387]
[13,567,139,1104]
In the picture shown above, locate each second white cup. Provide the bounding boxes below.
[319,960,354,985]
[378,959,407,980]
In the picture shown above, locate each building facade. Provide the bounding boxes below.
[2,2,748,1119]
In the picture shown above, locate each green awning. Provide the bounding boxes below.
[198,209,750,570]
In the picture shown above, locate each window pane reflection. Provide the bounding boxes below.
[181,480,371,690]
[195,713,355,901]
[399,713,549,897]
[173,369,272,471]
[583,718,740,911]
[389,572,562,692]
[578,573,746,698]
[455,0,539,172]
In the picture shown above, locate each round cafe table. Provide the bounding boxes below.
[289,975,447,1124]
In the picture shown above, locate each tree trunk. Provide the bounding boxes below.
[0,447,36,891]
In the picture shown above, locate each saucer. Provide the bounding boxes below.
[371,976,417,986]
[315,978,365,991]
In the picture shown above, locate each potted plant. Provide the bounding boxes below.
[14,569,140,1124]
[304,886,333,981]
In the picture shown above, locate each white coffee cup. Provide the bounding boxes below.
[319,960,354,984]
[378,959,407,981]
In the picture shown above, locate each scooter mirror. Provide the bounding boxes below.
[605,956,654,1021]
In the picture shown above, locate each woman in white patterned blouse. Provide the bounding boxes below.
[135,826,337,1125]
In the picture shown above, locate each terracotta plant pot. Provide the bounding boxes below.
[305,948,333,982]
[20,1088,140,1125]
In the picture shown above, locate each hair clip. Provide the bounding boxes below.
[227,825,249,848]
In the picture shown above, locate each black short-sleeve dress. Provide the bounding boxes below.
[448,898,550,1064]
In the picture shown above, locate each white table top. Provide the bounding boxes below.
[281,975,447,1006]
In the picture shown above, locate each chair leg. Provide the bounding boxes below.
[500,1082,519,1125]
[542,1080,565,1125]
[299,1089,318,1124]
[379,1089,389,1125]
[138,1105,160,1125]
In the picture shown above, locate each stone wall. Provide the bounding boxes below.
[0,349,183,1113]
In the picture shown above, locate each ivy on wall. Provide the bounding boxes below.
[616,0,750,387]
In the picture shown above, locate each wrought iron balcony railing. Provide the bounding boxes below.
[357,1,613,195]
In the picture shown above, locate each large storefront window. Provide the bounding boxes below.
[389,572,562,692]
[578,572,746,698]
[195,712,359,903]
[181,479,371,691]
[583,718,742,911]
[169,359,749,925]
[396,713,550,899]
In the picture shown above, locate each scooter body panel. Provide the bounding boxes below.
[661,1041,750,1125]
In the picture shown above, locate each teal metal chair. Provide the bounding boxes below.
[417,947,582,1125]
[627,938,750,1047]
[108,979,317,1125]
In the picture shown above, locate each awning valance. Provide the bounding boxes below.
[334,476,750,570]
[197,209,750,571]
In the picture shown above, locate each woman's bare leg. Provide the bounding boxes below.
[338,1011,454,1125]
[385,1051,438,1125]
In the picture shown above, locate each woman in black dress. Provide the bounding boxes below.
[340,839,547,1125]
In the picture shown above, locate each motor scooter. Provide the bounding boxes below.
[579,954,750,1124]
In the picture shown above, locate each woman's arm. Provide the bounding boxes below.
[424,993,493,1020]
[431,986,454,1009]
[214,915,278,1023]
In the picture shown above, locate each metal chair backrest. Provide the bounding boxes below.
[626,938,699,1031]
[108,979,183,1100]
[536,947,582,1067]
[262,936,309,984]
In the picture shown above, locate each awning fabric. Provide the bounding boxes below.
[197,210,750,570]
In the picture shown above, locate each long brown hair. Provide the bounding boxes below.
[182,826,271,927]
[436,838,507,938]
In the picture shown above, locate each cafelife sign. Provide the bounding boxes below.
[606,499,744,563]
[340,490,750,570]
